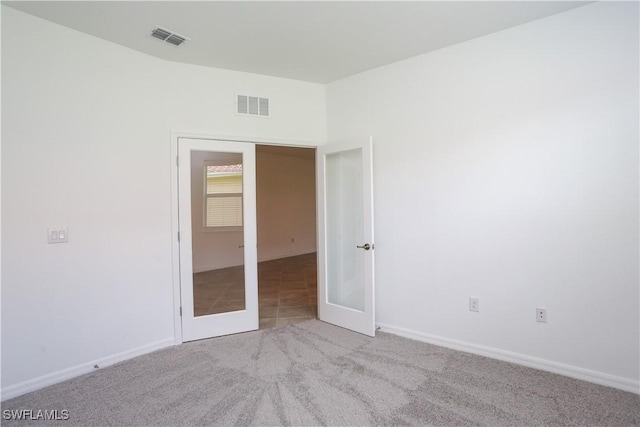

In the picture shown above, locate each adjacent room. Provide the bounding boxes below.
[190,144,317,327]
[2,0,638,424]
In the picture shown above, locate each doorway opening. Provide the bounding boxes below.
[190,144,317,330]
[255,145,317,329]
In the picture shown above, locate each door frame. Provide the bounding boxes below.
[170,131,321,345]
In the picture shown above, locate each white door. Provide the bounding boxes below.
[178,138,258,341]
[317,137,375,337]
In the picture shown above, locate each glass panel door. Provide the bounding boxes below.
[325,149,365,312]
[191,151,246,317]
[179,138,258,342]
[317,137,375,337]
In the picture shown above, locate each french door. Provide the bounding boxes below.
[178,138,258,341]
[317,137,375,337]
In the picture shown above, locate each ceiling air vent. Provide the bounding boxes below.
[237,95,270,117]
[151,26,187,46]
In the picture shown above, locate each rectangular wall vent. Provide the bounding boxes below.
[237,95,270,117]
[151,26,187,46]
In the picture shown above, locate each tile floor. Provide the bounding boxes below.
[193,253,317,329]
[193,264,246,317]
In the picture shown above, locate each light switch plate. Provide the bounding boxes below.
[48,227,69,244]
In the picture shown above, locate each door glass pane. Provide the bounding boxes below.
[325,148,365,311]
[191,150,246,317]
[205,163,243,228]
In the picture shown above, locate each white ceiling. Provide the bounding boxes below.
[4,1,590,83]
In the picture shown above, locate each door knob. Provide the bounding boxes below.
[356,243,371,250]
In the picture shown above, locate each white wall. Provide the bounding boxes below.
[327,2,639,388]
[256,148,316,261]
[1,5,325,396]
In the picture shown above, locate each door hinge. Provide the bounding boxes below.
[177,231,180,242]
[179,307,182,316]
[176,156,179,167]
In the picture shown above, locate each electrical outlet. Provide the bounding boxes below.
[469,297,479,312]
[536,308,547,323]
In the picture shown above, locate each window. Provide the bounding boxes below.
[204,163,243,228]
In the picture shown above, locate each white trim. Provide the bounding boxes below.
[170,132,183,345]
[171,130,323,148]
[170,131,323,346]
[1,338,174,401]
[376,322,640,395]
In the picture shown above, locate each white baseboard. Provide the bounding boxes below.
[258,249,316,263]
[1,338,175,401]
[376,322,639,395]
[193,263,243,273]
[193,250,317,273]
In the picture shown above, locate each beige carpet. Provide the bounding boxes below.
[3,320,639,426]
